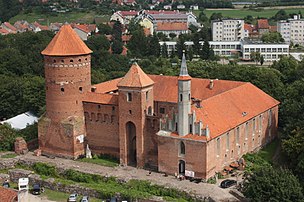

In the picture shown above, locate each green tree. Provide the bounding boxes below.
[127,28,147,57]
[111,40,123,54]
[261,32,284,43]
[200,39,214,60]
[97,23,112,35]
[112,21,122,41]
[0,0,21,22]
[243,167,304,202]
[260,55,264,65]
[161,43,168,58]
[147,35,160,57]
[273,9,289,20]
[210,13,223,21]
[0,124,17,151]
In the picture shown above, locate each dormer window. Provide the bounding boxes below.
[127,92,132,102]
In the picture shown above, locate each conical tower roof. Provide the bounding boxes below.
[41,24,92,56]
[178,52,191,80]
[118,63,154,88]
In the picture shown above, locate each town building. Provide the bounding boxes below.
[156,22,188,36]
[39,25,279,180]
[277,15,304,45]
[211,19,245,41]
[159,40,289,61]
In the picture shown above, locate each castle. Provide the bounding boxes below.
[38,25,279,179]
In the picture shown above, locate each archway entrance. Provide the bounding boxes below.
[126,122,137,166]
[178,160,185,175]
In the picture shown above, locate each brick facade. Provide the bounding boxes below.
[38,25,280,179]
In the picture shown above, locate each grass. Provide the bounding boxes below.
[1,153,17,159]
[42,189,101,202]
[257,138,279,163]
[78,155,119,167]
[9,11,106,25]
[195,8,304,19]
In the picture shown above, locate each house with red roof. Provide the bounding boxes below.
[38,25,279,180]
[1,22,17,33]
[257,19,270,36]
[71,23,98,41]
[0,187,18,202]
[156,21,188,36]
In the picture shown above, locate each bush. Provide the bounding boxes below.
[32,162,58,177]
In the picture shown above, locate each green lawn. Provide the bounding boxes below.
[41,189,102,202]
[78,156,119,167]
[258,138,279,163]
[1,153,17,159]
[9,11,107,25]
[195,8,304,19]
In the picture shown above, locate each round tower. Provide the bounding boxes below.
[38,25,92,159]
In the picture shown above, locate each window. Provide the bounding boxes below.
[236,127,240,144]
[268,109,272,126]
[70,59,74,63]
[189,124,192,133]
[253,118,256,135]
[189,93,190,101]
[160,107,165,114]
[146,91,149,101]
[179,141,185,156]
[61,87,64,92]
[245,122,249,140]
[216,138,221,157]
[226,132,230,150]
[127,92,132,102]
[259,115,263,132]
[79,87,83,92]
[180,94,183,102]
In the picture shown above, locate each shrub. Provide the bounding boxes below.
[32,162,58,177]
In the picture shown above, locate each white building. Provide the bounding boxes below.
[277,15,304,45]
[0,111,38,130]
[159,40,289,61]
[241,40,289,61]
[212,19,245,41]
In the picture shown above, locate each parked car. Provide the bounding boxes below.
[81,196,89,202]
[68,193,78,202]
[32,184,41,195]
[2,181,10,188]
[220,179,237,188]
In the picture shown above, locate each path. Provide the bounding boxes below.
[17,152,239,202]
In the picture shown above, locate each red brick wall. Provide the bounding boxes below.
[158,136,207,178]
[206,105,279,178]
[118,86,154,167]
[83,102,120,158]
[38,54,91,159]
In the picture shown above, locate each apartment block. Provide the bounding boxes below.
[212,19,245,41]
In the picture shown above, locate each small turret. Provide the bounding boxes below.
[177,52,191,136]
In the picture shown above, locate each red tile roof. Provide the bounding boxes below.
[0,187,18,202]
[41,24,92,56]
[0,28,10,35]
[3,22,17,32]
[157,22,188,31]
[83,93,118,104]
[257,19,269,29]
[195,82,279,139]
[269,25,277,32]
[117,63,154,88]
[120,11,138,16]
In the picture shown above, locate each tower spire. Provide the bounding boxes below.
[180,51,189,76]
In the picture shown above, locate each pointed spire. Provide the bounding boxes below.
[179,51,189,76]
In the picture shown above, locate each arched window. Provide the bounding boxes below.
[179,141,185,156]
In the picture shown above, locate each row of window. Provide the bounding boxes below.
[244,48,288,53]
[52,58,88,63]
[84,112,116,123]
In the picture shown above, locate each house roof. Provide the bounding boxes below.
[117,63,154,88]
[257,19,269,29]
[3,22,17,32]
[157,22,188,31]
[195,82,279,139]
[41,24,92,56]
[269,25,277,32]
[0,187,18,202]
[0,28,9,35]
[120,10,138,16]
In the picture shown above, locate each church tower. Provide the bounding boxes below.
[38,25,92,159]
[178,53,191,136]
[117,63,154,167]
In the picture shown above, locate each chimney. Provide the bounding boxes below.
[209,80,214,89]
[91,86,96,92]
